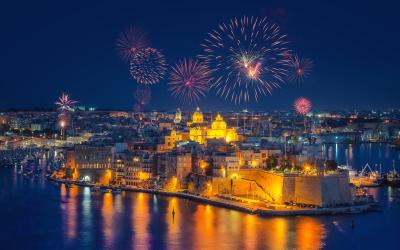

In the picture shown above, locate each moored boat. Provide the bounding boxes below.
[100,187,111,193]
[112,189,122,194]
[387,161,400,187]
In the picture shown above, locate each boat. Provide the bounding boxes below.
[112,189,122,194]
[387,161,400,187]
[100,188,111,193]
[91,186,100,192]
[345,163,383,187]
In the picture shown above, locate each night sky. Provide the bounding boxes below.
[1,0,399,111]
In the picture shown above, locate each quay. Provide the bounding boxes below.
[52,177,373,216]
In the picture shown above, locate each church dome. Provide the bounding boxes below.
[192,107,204,123]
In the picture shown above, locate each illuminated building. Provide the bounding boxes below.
[176,153,192,187]
[206,113,238,142]
[174,108,182,123]
[157,130,182,151]
[186,107,238,145]
[123,155,152,187]
[65,145,112,184]
[109,112,130,118]
[187,107,204,126]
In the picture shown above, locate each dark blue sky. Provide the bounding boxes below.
[1,0,399,111]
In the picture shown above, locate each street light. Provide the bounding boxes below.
[60,120,66,140]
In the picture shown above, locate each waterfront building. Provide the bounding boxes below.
[176,152,192,188]
[123,153,153,187]
[65,145,112,184]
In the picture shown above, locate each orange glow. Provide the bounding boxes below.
[243,215,257,249]
[166,197,180,246]
[132,193,150,249]
[200,160,207,170]
[247,62,261,79]
[295,218,326,249]
[303,163,312,173]
[102,193,114,248]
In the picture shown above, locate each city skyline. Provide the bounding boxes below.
[1,1,399,111]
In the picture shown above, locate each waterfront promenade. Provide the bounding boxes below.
[52,177,372,216]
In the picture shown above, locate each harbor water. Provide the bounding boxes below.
[1,143,400,250]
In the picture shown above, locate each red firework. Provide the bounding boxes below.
[134,86,151,105]
[168,58,211,104]
[116,27,149,62]
[294,97,311,115]
[55,93,77,112]
[133,103,142,112]
[288,55,313,82]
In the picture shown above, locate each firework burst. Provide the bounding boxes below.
[134,86,151,105]
[133,103,142,112]
[288,54,313,82]
[55,93,77,112]
[294,97,311,115]
[116,27,149,62]
[130,48,167,84]
[168,58,211,104]
[199,16,291,104]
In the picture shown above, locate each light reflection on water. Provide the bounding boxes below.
[52,186,327,250]
[323,143,400,171]
[1,143,400,249]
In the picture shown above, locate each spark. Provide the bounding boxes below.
[199,16,291,104]
[288,54,313,82]
[168,58,211,104]
[294,97,312,115]
[116,26,149,62]
[55,93,77,112]
[130,48,167,85]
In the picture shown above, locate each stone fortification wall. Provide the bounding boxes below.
[212,169,353,207]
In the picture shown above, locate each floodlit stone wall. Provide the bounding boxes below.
[214,169,353,207]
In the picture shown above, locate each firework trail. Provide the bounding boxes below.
[168,58,211,104]
[288,54,313,82]
[55,93,77,112]
[134,86,152,105]
[130,48,167,84]
[116,26,149,62]
[294,97,311,115]
[133,103,142,112]
[199,16,291,104]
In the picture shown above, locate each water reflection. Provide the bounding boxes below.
[102,193,114,248]
[323,143,400,171]
[166,197,181,250]
[132,193,150,250]
[60,185,78,241]
[82,187,93,246]
[296,217,326,250]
